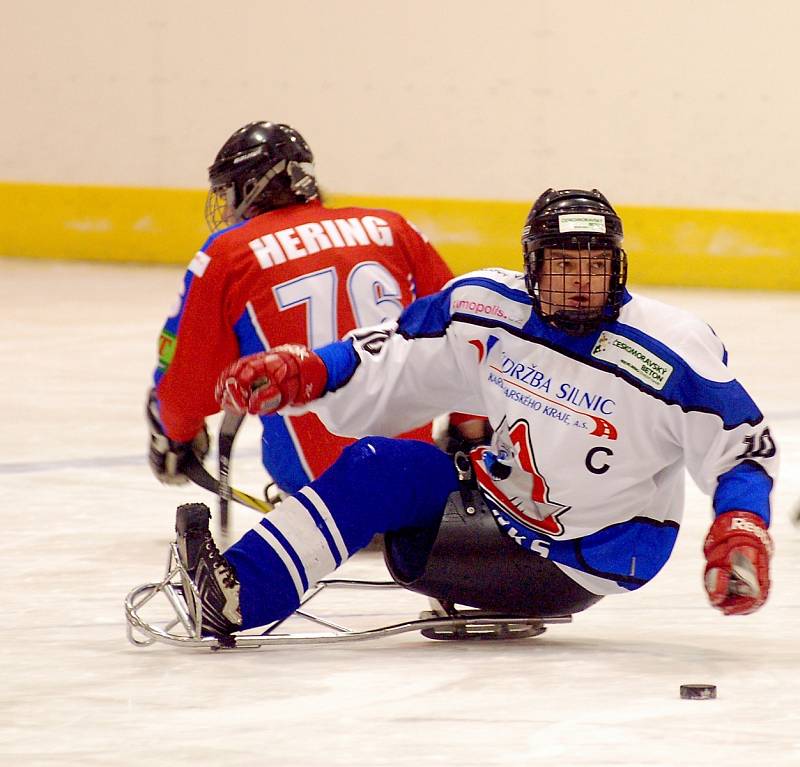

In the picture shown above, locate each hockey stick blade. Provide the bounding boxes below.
[183,451,273,515]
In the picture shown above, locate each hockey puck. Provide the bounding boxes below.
[680,684,717,700]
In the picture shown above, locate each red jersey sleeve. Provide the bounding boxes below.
[155,246,241,442]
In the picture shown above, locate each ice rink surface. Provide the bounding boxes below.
[2,257,799,766]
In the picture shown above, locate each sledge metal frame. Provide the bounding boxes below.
[125,543,572,651]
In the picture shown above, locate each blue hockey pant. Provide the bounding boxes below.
[223,437,459,629]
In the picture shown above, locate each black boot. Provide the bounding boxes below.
[175,503,242,637]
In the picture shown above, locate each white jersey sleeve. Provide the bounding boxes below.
[307,322,484,437]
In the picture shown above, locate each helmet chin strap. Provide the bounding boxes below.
[234,160,287,221]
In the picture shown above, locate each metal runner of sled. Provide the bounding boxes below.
[125,543,572,651]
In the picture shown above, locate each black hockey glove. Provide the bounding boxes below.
[434,413,493,456]
[434,414,492,516]
[146,388,209,485]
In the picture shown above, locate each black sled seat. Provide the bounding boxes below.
[384,492,602,620]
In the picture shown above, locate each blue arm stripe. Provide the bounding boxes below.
[315,339,360,392]
[713,461,773,524]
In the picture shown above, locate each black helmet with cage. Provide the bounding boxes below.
[205,121,319,232]
[521,188,627,336]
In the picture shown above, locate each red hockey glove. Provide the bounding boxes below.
[703,511,773,616]
[215,345,327,416]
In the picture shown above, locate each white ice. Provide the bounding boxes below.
[1,258,798,766]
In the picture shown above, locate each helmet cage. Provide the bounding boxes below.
[204,182,238,233]
[521,189,628,336]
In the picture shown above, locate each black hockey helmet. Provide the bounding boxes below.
[521,188,628,335]
[205,121,319,231]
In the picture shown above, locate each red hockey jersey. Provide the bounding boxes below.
[154,199,454,492]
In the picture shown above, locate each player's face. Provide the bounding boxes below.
[538,247,612,315]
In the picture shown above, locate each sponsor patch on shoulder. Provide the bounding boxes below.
[450,287,528,326]
[188,251,211,277]
[591,330,673,390]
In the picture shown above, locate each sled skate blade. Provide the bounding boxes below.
[418,611,548,641]
[417,598,565,640]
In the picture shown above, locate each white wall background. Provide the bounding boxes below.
[3,0,799,210]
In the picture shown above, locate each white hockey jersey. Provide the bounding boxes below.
[303,269,777,595]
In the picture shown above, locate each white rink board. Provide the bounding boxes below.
[1,258,799,766]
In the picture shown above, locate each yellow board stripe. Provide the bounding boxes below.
[2,182,799,290]
[0,182,208,264]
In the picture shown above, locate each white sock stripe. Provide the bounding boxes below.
[252,523,305,600]
[265,497,338,585]
[299,487,349,562]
